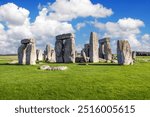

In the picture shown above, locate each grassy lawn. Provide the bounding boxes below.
[0,56,150,100]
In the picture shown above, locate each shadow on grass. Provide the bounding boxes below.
[78,63,120,66]
[0,63,22,66]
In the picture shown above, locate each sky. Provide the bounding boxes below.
[0,0,150,54]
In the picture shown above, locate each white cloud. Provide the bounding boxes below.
[0,3,30,26]
[0,1,113,54]
[31,8,74,49]
[93,18,145,51]
[49,0,113,21]
[142,34,150,41]
[76,23,86,30]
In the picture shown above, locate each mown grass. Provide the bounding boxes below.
[0,56,150,100]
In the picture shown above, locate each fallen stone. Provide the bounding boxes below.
[40,65,68,71]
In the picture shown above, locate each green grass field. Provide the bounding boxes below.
[0,56,150,100]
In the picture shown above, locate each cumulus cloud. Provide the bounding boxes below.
[93,18,145,51]
[49,0,113,21]
[0,1,113,54]
[0,3,30,26]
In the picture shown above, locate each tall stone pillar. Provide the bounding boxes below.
[55,33,75,63]
[89,32,99,63]
[36,49,43,61]
[99,38,112,61]
[18,44,26,64]
[55,39,64,62]
[117,40,133,65]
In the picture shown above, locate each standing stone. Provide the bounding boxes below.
[50,49,56,62]
[18,38,36,65]
[81,50,88,62]
[55,33,75,63]
[89,32,99,63]
[132,51,136,60]
[55,40,63,62]
[18,44,26,64]
[45,44,51,61]
[99,38,112,60]
[36,49,43,61]
[45,44,56,62]
[117,40,133,65]
[26,43,36,65]
[43,50,47,61]
[64,37,75,63]
[84,44,90,57]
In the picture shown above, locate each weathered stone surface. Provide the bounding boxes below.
[21,39,35,44]
[117,40,133,65]
[81,50,88,62]
[18,38,36,65]
[18,44,26,64]
[45,44,51,61]
[56,33,74,40]
[64,38,75,63]
[89,32,99,63]
[84,44,90,57]
[55,33,75,63]
[44,45,56,62]
[99,38,112,60]
[36,49,43,61]
[26,42,36,65]
[40,65,68,71]
[55,40,63,62]
[49,49,56,62]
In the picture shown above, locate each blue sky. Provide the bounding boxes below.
[0,0,150,54]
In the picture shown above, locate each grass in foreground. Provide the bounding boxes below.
[0,56,150,100]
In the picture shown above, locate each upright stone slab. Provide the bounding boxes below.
[132,51,136,60]
[18,38,36,65]
[81,49,88,62]
[99,38,112,60]
[36,49,43,61]
[45,44,51,61]
[44,45,56,62]
[89,32,99,63]
[64,37,75,63]
[55,40,63,62]
[18,44,26,64]
[50,49,56,62]
[117,40,133,65]
[84,44,90,57]
[55,33,75,63]
[26,41,36,65]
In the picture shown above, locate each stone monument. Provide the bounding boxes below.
[55,33,75,63]
[89,32,99,63]
[117,40,133,65]
[18,38,36,65]
[36,49,43,61]
[99,38,112,61]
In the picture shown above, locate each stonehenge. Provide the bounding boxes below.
[44,44,56,62]
[55,33,75,63]
[117,40,133,65]
[99,38,112,61]
[17,32,138,66]
[18,39,36,65]
[89,32,99,63]
[83,44,90,57]
[36,49,43,61]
